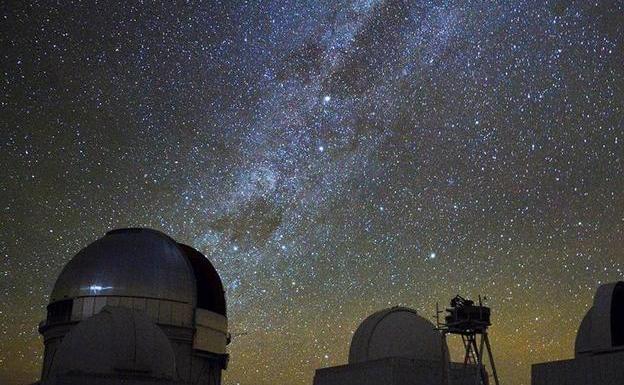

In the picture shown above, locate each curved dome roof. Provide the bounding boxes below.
[349,306,449,364]
[575,281,624,356]
[574,308,593,355]
[50,228,196,305]
[48,306,175,379]
[178,243,227,316]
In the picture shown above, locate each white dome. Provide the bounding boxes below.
[349,306,449,364]
[50,228,195,305]
[575,281,624,356]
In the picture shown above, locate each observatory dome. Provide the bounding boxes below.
[349,306,449,364]
[48,306,176,380]
[50,228,195,304]
[39,228,229,385]
[177,243,226,316]
[575,281,624,356]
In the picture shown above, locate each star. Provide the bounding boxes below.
[2,2,622,385]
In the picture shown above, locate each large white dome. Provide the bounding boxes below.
[50,228,196,305]
[349,306,449,364]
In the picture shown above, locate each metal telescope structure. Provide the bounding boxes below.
[436,295,500,385]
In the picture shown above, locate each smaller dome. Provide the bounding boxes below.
[575,281,624,357]
[48,306,175,379]
[574,309,592,355]
[349,306,449,364]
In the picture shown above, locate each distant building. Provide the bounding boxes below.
[313,306,481,385]
[35,228,229,385]
[532,281,624,385]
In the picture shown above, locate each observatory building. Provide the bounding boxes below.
[313,306,481,385]
[34,228,228,385]
[532,281,624,385]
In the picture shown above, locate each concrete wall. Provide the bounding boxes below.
[448,362,482,385]
[160,325,225,385]
[532,349,624,385]
[313,357,446,385]
[194,308,228,354]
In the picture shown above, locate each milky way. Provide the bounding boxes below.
[1,1,623,384]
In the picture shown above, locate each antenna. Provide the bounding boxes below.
[437,294,500,385]
[226,331,249,344]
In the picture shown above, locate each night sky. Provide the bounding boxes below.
[1,1,623,384]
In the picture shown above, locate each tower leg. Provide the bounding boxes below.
[478,334,487,385]
[462,335,472,365]
[470,335,479,364]
[484,333,500,385]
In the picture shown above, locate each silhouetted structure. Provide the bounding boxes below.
[33,227,623,385]
[313,306,481,385]
[438,295,499,385]
[35,228,228,385]
[532,281,624,385]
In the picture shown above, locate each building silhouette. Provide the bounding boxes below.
[313,306,481,385]
[31,227,624,385]
[532,281,624,385]
[35,228,228,385]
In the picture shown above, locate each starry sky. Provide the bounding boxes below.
[1,1,623,384]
